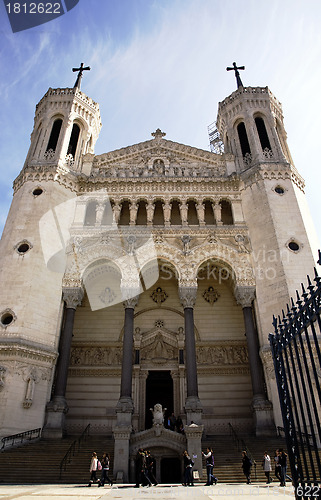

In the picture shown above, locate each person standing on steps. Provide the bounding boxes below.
[202,447,217,486]
[241,450,252,484]
[88,451,100,487]
[262,451,273,484]
[98,452,113,487]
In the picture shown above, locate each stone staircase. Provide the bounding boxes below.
[2,432,318,485]
[0,435,114,485]
[201,434,288,484]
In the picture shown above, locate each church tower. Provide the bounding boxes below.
[0,69,101,437]
[216,75,319,425]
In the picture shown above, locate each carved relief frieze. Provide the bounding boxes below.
[196,343,249,366]
[140,332,177,364]
[150,287,168,305]
[202,286,220,305]
[70,345,123,366]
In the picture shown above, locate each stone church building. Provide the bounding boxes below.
[0,70,318,481]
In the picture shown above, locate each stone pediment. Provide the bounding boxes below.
[140,327,178,364]
[91,133,229,179]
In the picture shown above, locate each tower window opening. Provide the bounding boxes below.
[32,188,43,196]
[220,200,233,225]
[46,119,62,152]
[1,310,15,326]
[255,117,271,151]
[288,241,300,252]
[67,123,80,158]
[237,122,251,157]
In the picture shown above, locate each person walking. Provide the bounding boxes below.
[88,452,100,487]
[146,451,158,486]
[241,450,252,484]
[99,452,113,487]
[262,451,272,484]
[202,447,217,485]
[278,449,291,486]
[274,449,282,482]
[183,450,194,486]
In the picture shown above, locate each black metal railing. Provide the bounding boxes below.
[228,423,257,479]
[269,251,321,499]
[1,428,42,451]
[59,424,90,478]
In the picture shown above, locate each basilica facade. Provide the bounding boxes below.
[0,77,318,481]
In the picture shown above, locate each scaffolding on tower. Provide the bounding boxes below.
[208,122,224,154]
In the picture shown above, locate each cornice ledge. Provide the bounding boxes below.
[0,339,57,364]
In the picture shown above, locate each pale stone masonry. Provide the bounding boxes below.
[0,80,318,482]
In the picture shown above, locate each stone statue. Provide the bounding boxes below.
[150,403,167,426]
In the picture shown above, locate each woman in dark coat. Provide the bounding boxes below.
[242,450,252,484]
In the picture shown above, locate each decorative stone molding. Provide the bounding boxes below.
[0,342,57,365]
[196,343,248,365]
[202,286,220,305]
[70,346,122,366]
[150,287,168,305]
[234,286,256,308]
[62,287,84,309]
[179,287,197,309]
[0,365,7,391]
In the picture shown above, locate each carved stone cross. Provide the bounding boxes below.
[72,62,90,89]
[151,128,166,140]
[226,62,245,89]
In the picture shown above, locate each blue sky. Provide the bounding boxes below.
[1,0,321,250]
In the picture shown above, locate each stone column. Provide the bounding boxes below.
[95,202,105,226]
[43,286,83,438]
[112,202,121,224]
[213,201,223,225]
[179,287,202,424]
[234,286,274,435]
[113,293,139,483]
[129,202,138,226]
[146,201,155,226]
[185,423,204,481]
[163,201,172,227]
[179,201,188,227]
[196,201,205,227]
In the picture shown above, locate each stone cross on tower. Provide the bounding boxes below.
[72,62,91,90]
[226,62,245,89]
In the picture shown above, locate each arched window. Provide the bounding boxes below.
[84,201,97,226]
[255,117,271,151]
[136,201,147,225]
[204,200,215,225]
[46,118,62,152]
[187,200,198,225]
[119,201,130,225]
[153,201,164,225]
[101,202,114,226]
[67,123,80,158]
[220,200,233,225]
[237,122,251,157]
[170,200,182,225]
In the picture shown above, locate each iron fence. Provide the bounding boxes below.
[269,253,321,499]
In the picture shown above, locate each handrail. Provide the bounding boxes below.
[277,426,315,447]
[1,428,41,451]
[228,423,257,479]
[59,423,90,478]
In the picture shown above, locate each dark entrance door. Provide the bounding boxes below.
[161,457,181,483]
[145,370,173,429]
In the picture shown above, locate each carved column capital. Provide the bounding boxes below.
[179,287,197,309]
[62,287,84,310]
[122,293,140,310]
[234,286,256,308]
